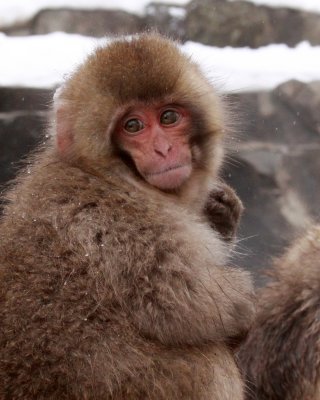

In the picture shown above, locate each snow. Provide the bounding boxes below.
[184,41,320,92]
[168,6,187,19]
[0,33,101,88]
[0,0,320,28]
[1,0,320,92]
[0,32,319,92]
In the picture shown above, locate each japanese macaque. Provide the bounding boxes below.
[239,225,320,400]
[0,33,254,399]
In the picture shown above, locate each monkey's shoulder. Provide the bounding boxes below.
[0,163,228,280]
[1,159,228,271]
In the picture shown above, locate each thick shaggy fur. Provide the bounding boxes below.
[0,34,254,399]
[239,225,320,400]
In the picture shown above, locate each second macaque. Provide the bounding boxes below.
[239,225,320,400]
[0,34,253,399]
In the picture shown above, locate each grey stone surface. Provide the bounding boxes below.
[222,157,294,284]
[144,3,186,40]
[0,88,52,112]
[0,89,51,191]
[185,0,320,48]
[277,80,320,134]
[0,113,47,187]
[31,8,144,37]
[223,81,320,282]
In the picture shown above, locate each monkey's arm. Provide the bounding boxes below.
[203,182,243,241]
[125,251,254,347]
[67,203,254,348]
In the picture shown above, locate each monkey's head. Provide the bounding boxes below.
[54,33,227,194]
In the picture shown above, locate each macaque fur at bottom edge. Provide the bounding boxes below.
[0,34,254,399]
[239,225,320,400]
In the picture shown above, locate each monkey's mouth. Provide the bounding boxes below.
[144,164,192,190]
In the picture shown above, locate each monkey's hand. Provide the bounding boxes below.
[204,182,243,242]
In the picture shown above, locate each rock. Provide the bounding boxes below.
[185,0,320,48]
[0,114,47,187]
[223,157,293,285]
[282,150,320,219]
[31,8,144,37]
[277,80,320,134]
[229,87,320,145]
[144,3,187,40]
[30,4,187,40]
[0,88,51,189]
[1,21,33,36]
[0,87,52,112]
[223,81,320,283]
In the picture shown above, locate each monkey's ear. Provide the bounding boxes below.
[53,88,74,155]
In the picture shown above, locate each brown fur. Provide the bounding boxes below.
[238,225,320,400]
[0,33,254,399]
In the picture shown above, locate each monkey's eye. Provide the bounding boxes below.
[124,119,144,134]
[160,110,180,125]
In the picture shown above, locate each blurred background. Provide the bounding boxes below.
[0,0,320,285]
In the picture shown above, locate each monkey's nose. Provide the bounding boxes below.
[153,132,172,157]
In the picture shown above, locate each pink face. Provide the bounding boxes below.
[115,105,193,191]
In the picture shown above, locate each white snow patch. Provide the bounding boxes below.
[183,41,320,92]
[168,6,187,19]
[0,32,103,87]
[0,33,320,92]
